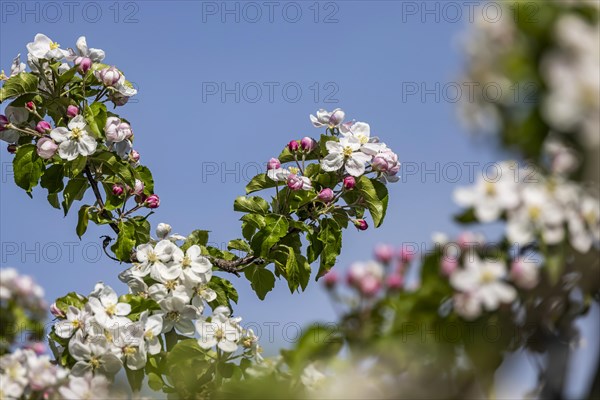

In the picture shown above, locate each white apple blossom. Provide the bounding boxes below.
[104,116,132,143]
[54,306,92,339]
[321,137,372,177]
[68,336,122,377]
[139,311,163,355]
[510,257,540,290]
[156,294,199,336]
[135,240,182,282]
[310,108,345,128]
[339,121,384,155]
[58,372,111,399]
[450,255,517,319]
[172,245,213,285]
[27,33,68,60]
[66,36,106,63]
[196,317,241,353]
[50,115,97,160]
[453,162,520,222]
[87,283,131,329]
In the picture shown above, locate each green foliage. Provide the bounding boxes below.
[13,144,44,194]
[244,266,276,300]
[0,72,38,102]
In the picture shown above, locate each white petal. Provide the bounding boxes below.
[321,153,344,172]
[345,157,366,177]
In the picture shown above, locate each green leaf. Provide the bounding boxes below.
[307,229,323,264]
[64,156,87,178]
[62,177,89,216]
[244,266,276,300]
[233,196,270,215]
[40,164,65,194]
[13,144,44,193]
[356,176,388,227]
[76,205,91,238]
[91,150,134,187]
[84,102,107,138]
[57,67,78,89]
[316,218,342,279]
[54,292,86,313]
[454,208,478,224]
[182,230,210,251]
[250,214,289,257]
[135,165,154,194]
[227,239,251,253]
[125,367,145,393]
[282,246,310,293]
[147,372,164,392]
[0,72,38,103]
[319,134,338,157]
[111,220,136,261]
[246,173,278,194]
[47,193,60,209]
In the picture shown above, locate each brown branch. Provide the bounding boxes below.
[84,165,120,235]
[207,255,264,277]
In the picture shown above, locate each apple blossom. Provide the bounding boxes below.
[287,174,312,191]
[10,54,26,77]
[196,317,241,353]
[374,244,394,264]
[50,115,97,160]
[146,194,161,208]
[104,116,132,143]
[87,283,131,329]
[7,144,17,154]
[450,255,517,318]
[25,101,35,111]
[50,303,65,318]
[66,105,79,118]
[300,136,316,152]
[156,223,173,239]
[67,36,105,63]
[95,66,121,86]
[310,108,345,128]
[112,184,124,196]
[343,176,356,190]
[323,271,338,289]
[386,273,404,290]
[318,188,334,202]
[399,246,415,263]
[339,122,384,155]
[136,240,181,282]
[288,140,299,152]
[36,137,58,159]
[54,306,91,339]
[510,257,539,290]
[77,57,92,73]
[35,120,51,134]
[156,295,199,336]
[441,257,459,276]
[267,157,281,170]
[129,149,140,163]
[26,34,68,60]
[354,219,368,231]
[321,137,372,177]
[58,373,111,399]
[173,245,212,283]
[68,336,122,377]
[0,115,8,130]
[131,179,144,195]
[139,311,163,355]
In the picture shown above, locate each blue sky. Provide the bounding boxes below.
[0,1,596,397]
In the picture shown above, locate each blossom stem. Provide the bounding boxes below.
[84,165,120,235]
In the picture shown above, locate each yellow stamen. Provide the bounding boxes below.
[49,42,60,50]
[528,206,541,220]
[105,304,116,316]
[182,255,192,268]
[480,269,496,284]
[342,146,353,157]
[288,166,299,175]
[147,252,158,263]
[357,134,368,144]
[71,127,82,140]
[485,182,496,196]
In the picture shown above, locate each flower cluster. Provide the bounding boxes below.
[454,162,600,253]
[0,267,47,318]
[323,244,412,299]
[0,348,115,400]
[50,223,262,381]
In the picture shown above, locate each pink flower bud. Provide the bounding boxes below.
[343,176,356,190]
[50,303,65,318]
[288,140,299,152]
[374,244,394,264]
[386,273,404,290]
[112,184,124,196]
[360,275,381,297]
[318,188,334,202]
[354,219,368,231]
[26,101,35,111]
[371,156,388,172]
[7,144,17,154]
[287,174,304,191]
[323,271,338,289]
[267,158,281,170]
[66,105,79,118]
[36,120,52,133]
[510,258,539,290]
[131,179,144,196]
[76,57,92,73]
[399,246,415,263]
[36,137,58,159]
[97,66,121,86]
[25,342,46,355]
[441,257,458,276]
[145,194,160,209]
[0,115,8,131]
[129,149,140,163]
[300,137,316,152]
